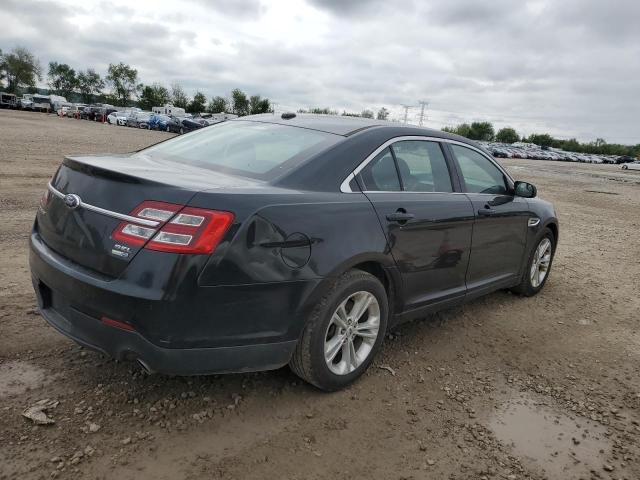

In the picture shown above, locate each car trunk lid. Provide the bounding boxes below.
[37,153,260,277]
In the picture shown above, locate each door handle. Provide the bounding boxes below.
[478,206,498,216]
[386,211,415,223]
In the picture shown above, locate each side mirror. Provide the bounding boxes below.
[514,181,537,198]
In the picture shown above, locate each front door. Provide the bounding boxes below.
[447,144,529,291]
[357,140,474,310]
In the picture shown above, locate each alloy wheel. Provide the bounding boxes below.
[324,291,380,375]
[530,238,552,288]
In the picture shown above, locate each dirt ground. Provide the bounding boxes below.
[1,109,639,480]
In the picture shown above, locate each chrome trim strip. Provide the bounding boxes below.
[47,183,160,227]
[340,136,514,193]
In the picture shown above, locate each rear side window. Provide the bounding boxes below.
[391,141,453,192]
[139,120,341,180]
[358,148,401,191]
[450,145,508,194]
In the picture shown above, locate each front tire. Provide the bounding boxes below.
[511,228,556,296]
[290,269,388,391]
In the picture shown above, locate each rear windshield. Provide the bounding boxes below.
[138,120,341,180]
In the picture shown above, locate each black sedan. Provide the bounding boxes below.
[30,114,559,391]
[180,117,206,134]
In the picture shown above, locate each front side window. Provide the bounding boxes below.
[451,144,508,194]
[358,148,401,191]
[391,141,453,192]
[139,120,341,180]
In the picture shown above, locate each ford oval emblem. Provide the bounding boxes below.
[63,193,81,210]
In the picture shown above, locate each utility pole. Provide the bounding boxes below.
[418,100,428,126]
[400,104,412,124]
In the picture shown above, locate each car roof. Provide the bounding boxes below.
[240,113,452,138]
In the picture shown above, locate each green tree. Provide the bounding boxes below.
[47,62,77,99]
[527,133,554,148]
[231,88,249,116]
[495,127,519,144]
[298,107,337,114]
[468,122,495,141]
[106,63,141,106]
[249,94,270,114]
[341,110,361,117]
[0,48,5,87]
[76,69,104,104]
[361,109,374,119]
[138,83,170,111]
[171,83,189,109]
[2,47,42,94]
[187,91,207,113]
[207,95,228,113]
[376,107,389,120]
[442,123,472,138]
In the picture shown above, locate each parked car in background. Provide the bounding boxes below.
[93,107,118,122]
[106,111,128,126]
[56,103,73,116]
[179,117,206,134]
[164,116,183,133]
[19,95,34,110]
[0,92,18,108]
[66,104,86,119]
[621,160,640,170]
[32,95,52,112]
[80,105,97,120]
[31,114,558,391]
[127,111,152,128]
[616,155,636,164]
[107,111,119,125]
[148,113,172,131]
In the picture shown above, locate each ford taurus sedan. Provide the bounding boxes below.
[30,114,558,391]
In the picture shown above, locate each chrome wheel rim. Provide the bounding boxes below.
[324,291,380,375]
[530,238,552,288]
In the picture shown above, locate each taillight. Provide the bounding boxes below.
[40,189,51,208]
[111,201,234,254]
[147,207,234,254]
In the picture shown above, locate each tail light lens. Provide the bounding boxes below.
[40,189,52,208]
[111,201,234,254]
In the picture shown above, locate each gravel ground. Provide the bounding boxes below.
[1,109,639,480]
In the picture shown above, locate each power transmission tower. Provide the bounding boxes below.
[418,100,429,126]
[400,104,412,124]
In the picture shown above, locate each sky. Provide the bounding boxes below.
[1,0,639,143]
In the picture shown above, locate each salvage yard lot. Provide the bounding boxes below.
[1,109,640,479]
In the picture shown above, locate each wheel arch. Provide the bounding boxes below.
[296,253,401,338]
[544,219,559,245]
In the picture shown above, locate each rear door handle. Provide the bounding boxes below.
[386,211,415,222]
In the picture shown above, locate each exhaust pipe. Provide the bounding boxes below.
[136,358,154,375]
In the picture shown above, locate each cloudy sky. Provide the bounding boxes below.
[1,0,639,143]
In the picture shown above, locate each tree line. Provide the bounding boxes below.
[0,46,271,115]
[298,106,390,120]
[443,122,640,157]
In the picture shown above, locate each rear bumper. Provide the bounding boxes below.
[35,293,296,375]
[29,231,319,375]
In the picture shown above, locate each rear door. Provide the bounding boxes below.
[357,139,474,310]
[447,143,529,291]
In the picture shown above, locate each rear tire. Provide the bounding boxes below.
[511,228,556,296]
[290,269,388,391]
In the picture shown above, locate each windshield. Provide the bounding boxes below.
[139,120,342,180]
